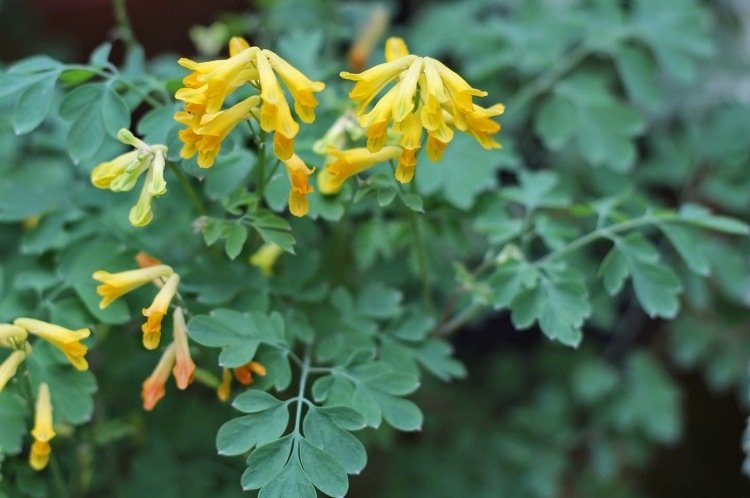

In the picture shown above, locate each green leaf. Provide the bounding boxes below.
[233,390,283,413]
[101,85,131,138]
[188,310,285,368]
[13,76,57,135]
[631,0,713,82]
[250,211,296,253]
[678,204,749,235]
[223,223,248,260]
[401,193,424,212]
[488,259,538,309]
[0,390,27,455]
[572,359,619,404]
[615,45,665,112]
[89,42,113,67]
[628,257,681,319]
[599,246,629,295]
[355,283,402,319]
[25,342,98,425]
[659,223,710,276]
[299,438,349,497]
[303,406,367,474]
[501,171,569,211]
[543,72,645,172]
[258,456,316,498]
[534,93,576,149]
[242,435,294,490]
[216,404,289,456]
[67,102,106,163]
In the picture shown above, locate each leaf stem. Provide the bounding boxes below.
[166,161,207,215]
[292,346,312,436]
[112,0,137,50]
[256,131,268,201]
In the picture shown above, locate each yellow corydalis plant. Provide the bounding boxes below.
[175,36,325,167]
[93,262,180,350]
[339,37,504,183]
[90,129,168,227]
[141,342,176,411]
[14,318,90,371]
[29,383,55,471]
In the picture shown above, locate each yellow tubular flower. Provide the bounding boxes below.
[385,37,410,62]
[283,154,314,217]
[249,243,284,276]
[14,318,90,371]
[29,383,55,471]
[171,307,195,390]
[141,273,181,350]
[217,367,232,402]
[142,343,176,411]
[90,150,142,190]
[0,324,28,349]
[464,103,505,149]
[341,55,417,112]
[0,350,26,392]
[264,50,325,124]
[339,38,503,184]
[256,50,299,160]
[194,95,261,168]
[318,145,403,194]
[93,264,174,309]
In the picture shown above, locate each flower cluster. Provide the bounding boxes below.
[1,318,92,471]
[174,37,323,216]
[336,37,504,184]
[92,253,198,410]
[91,129,168,227]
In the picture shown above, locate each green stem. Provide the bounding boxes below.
[293,347,312,436]
[49,453,70,498]
[408,207,431,308]
[435,213,678,337]
[112,0,137,49]
[256,131,268,201]
[167,162,207,215]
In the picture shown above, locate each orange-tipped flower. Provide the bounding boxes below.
[141,273,181,350]
[135,251,162,269]
[171,307,195,390]
[141,343,176,411]
[29,383,55,471]
[233,361,266,386]
[283,154,315,217]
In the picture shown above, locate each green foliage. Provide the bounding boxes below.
[0,0,749,496]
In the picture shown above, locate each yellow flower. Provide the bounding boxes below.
[142,343,176,411]
[141,273,180,350]
[264,50,326,124]
[91,150,143,190]
[233,361,266,386]
[14,318,90,371]
[29,383,55,471]
[283,154,315,217]
[249,243,284,276]
[93,264,174,309]
[177,45,259,114]
[0,324,27,349]
[91,130,169,227]
[175,38,324,168]
[318,146,403,194]
[339,37,503,183]
[256,50,299,161]
[171,307,195,390]
[0,350,26,392]
[193,95,261,168]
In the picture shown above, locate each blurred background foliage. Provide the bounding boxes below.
[0,0,749,497]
